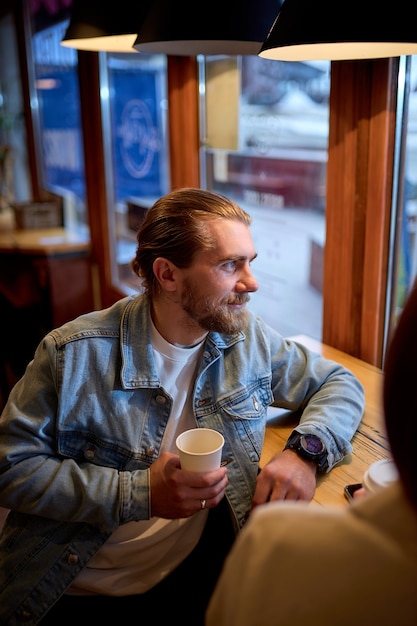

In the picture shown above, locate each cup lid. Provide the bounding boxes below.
[363,458,399,492]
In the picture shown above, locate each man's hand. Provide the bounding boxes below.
[149,451,228,519]
[251,448,317,511]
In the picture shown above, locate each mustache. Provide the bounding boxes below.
[226,294,250,305]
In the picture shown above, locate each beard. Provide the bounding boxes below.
[181,278,250,334]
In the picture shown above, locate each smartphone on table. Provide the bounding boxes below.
[344,483,363,502]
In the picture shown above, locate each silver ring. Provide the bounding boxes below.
[200,499,206,510]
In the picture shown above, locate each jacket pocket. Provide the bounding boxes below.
[218,378,273,461]
[57,431,151,470]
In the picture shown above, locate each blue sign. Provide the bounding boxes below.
[110,69,165,201]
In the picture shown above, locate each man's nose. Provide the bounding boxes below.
[236,267,258,293]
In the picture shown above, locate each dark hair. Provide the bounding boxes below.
[383,282,417,512]
[132,187,251,297]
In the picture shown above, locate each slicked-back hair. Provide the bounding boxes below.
[132,187,251,297]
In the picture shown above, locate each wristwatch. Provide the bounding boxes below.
[284,430,328,473]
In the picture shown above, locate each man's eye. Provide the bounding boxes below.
[222,261,237,272]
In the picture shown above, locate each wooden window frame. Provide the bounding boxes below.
[323,59,399,366]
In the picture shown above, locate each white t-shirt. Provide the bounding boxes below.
[68,321,208,595]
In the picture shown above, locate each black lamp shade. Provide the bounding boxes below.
[61,0,153,52]
[134,0,283,56]
[260,0,417,61]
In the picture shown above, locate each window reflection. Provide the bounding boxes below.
[200,55,330,339]
[102,53,170,292]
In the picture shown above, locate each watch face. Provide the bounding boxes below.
[302,434,324,455]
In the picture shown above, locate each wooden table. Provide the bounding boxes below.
[261,334,389,508]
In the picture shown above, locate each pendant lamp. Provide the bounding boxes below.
[259,0,417,61]
[61,0,153,53]
[133,0,283,56]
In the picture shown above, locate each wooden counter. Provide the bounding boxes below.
[0,227,90,255]
[261,334,388,508]
[0,227,94,408]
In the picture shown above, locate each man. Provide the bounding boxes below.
[0,188,364,625]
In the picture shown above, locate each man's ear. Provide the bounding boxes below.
[152,257,178,292]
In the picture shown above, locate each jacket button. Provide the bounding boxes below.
[84,448,95,460]
[146,446,155,456]
[68,553,79,565]
[155,395,166,404]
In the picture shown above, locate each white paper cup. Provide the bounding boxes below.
[362,458,399,494]
[176,428,224,472]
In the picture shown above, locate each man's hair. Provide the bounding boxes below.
[132,187,251,297]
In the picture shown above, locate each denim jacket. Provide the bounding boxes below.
[0,295,364,624]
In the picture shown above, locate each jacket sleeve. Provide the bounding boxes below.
[0,335,151,532]
[269,335,365,470]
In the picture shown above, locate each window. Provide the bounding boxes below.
[30,14,88,236]
[200,55,330,339]
[100,52,170,292]
[392,56,417,320]
[0,10,28,212]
